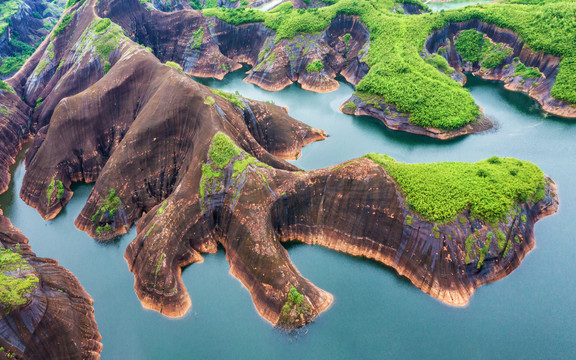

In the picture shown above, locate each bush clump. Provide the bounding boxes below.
[365,154,546,223]
[306,60,324,73]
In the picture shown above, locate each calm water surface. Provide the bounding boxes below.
[0,70,574,359]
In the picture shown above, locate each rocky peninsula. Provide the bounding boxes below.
[0,0,564,334]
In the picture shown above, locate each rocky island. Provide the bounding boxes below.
[0,0,568,352]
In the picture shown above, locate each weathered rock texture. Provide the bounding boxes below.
[98,0,370,92]
[424,19,576,118]
[0,211,102,359]
[0,89,30,194]
[2,0,561,331]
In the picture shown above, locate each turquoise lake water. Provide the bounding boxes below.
[0,69,575,358]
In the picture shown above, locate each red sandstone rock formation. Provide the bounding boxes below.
[0,211,102,359]
[0,0,561,332]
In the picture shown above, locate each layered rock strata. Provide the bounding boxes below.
[1,0,561,331]
[98,0,370,92]
[0,211,102,359]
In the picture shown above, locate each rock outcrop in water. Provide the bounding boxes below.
[0,0,561,331]
[0,211,102,359]
[423,19,576,119]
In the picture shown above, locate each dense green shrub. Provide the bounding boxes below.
[344,101,356,110]
[482,46,513,68]
[91,189,122,223]
[282,286,306,316]
[0,40,36,75]
[425,54,455,74]
[365,154,546,223]
[166,61,183,71]
[94,18,111,34]
[65,0,84,9]
[513,59,542,79]
[0,81,14,93]
[306,60,324,73]
[0,247,39,312]
[455,29,485,62]
[53,11,75,37]
[210,89,245,109]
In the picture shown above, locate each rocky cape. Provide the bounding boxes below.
[0,211,102,359]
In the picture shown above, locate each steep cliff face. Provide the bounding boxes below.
[98,0,370,92]
[0,88,31,194]
[1,0,561,333]
[423,19,576,118]
[0,211,102,359]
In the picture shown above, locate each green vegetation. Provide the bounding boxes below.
[155,254,164,278]
[0,0,21,36]
[0,81,14,93]
[344,33,351,44]
[425,54,454,74]
[166,61,183,71]
[53,11,75,38]
[157,201,168,215]
[306,60,324,73]
[495,230,507,251]
[482,46,513,69]
[406,215,413,226]
[145,224,156,238]
[46,178,64,206]
[35,97,43,110]
[282,286,307,316]
[72,19,128,72]
[200,133,270,211]
[205,96,215,105]
[464,234,475,264]
[94,18,112,34]
[0,40,36,75]
[513,58,542,78]
[0,247,39,312]
[91,189,122,224]
[210,89,245,109]
[254,53,275,71]
[343,101,356,110]
[203,0,576,129]
[454,29,513,69]
[65,0,84,9]
[477,232,492,268]
[365,154,546,223]
[190,28,204,50]
[455,29,484,62]
[503,240,513,257]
